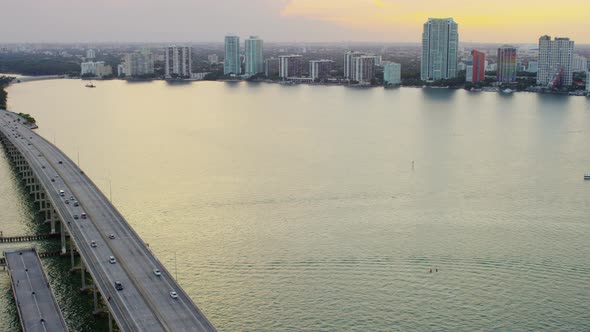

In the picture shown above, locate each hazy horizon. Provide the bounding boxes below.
[2,0,590,44]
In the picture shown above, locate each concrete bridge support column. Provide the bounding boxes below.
[70,240,75,268]
[61,219,66,254]
[46,207,57,234]
[93,281,98,313]
[81,263,86,290]
[108,312,113,332]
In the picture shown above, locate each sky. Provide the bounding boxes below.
[1,0,589,44]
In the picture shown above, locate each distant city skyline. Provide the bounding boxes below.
[2,0,590,44]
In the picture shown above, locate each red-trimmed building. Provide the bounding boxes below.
[471,50,486,83]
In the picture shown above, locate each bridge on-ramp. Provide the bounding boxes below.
[0,109,216,332]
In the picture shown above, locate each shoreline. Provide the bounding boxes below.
[4,74,589,97]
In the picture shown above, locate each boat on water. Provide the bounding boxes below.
[501,88,514,94]
[584,174,590,180]
[85,81,96,88]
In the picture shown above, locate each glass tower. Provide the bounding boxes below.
[244,36,264,76]
[224,35,241,75]
[421,18,459,81]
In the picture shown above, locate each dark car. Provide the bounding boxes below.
[58,161,63,164]
[81,213,87,219]
[115,281,123,291]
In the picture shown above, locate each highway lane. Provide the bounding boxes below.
[0,110,216,331]
[30,123,213,330]
[5,249,69,332]
[0,113,167,331]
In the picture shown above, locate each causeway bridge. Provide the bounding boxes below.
[5,248,69,332]
[0,110,216,331]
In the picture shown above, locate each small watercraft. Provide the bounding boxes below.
[584,174,590,180]
[85,81,96,88]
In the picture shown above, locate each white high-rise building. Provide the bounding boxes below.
[344,51,365,79]
[309,60,333,80]
[573,54,588,72]
[224,35,241,75]
[117,64,125,77]
[279,55,303,78]
[383,62,401,85]
[465,65,473,83]
[86,49,96,59]
[244,36,264,75]
[124,49,154,77]
[537,36,574,87]
[353,56,375,83]
[81,62,96,76]
[586,61,590,93]
[80,61,112,78]
[421,18,459,81]
[165,46,192,79]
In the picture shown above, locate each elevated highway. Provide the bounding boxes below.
[5,248,69,332]
[0,110,216,332]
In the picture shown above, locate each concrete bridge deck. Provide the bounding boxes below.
[5,248,69,332]
[0,109,216,332]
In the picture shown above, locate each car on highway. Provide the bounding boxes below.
[115,281,123,291]
[70,195,74,200]
[41,166,45,169]
[109,256,116,264]
[153,269,161,276]
[81,213,87,219]
[51,179,55,182]
[109,234,115,239]
[90,241,97,248]
[170,291,178,299]
[58,160,63,164]
[73,215,79,220]
[73,201,79,207]
[59,190,65,196]
[65,199,69,204]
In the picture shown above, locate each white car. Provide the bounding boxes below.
[109,234,115,239]
[90,241,97,248]
[109,256,116,264]
[153,269,161,276]
[169,291,178,299]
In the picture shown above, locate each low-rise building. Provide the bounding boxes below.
[208,54,219,64]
